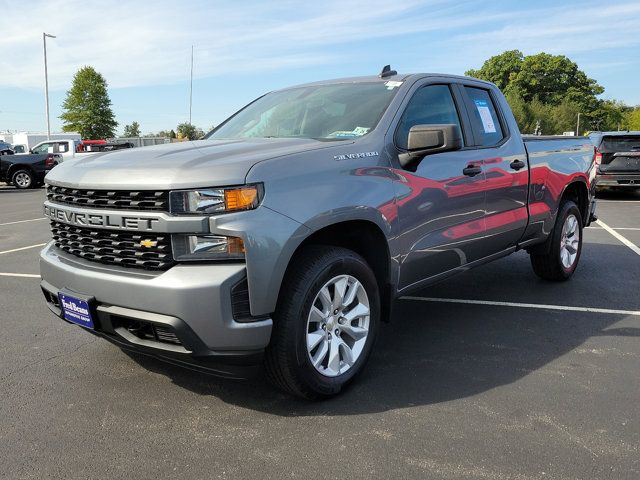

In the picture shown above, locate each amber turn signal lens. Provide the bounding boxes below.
[224,186,259,211]
[227,236,245,254]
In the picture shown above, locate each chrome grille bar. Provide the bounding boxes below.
[47,185,168,211]
[50,221,174,270]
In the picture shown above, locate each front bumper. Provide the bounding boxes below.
[596,173,640,188]
[40,242,273,378]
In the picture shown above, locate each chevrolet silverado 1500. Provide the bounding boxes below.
[40,68,596,398]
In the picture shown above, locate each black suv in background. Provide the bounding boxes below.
[590,131,640,190]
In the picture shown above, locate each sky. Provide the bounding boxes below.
[1,0,639,136]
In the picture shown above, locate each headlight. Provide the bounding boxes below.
[170,184,262,214]
[172,234,245,261]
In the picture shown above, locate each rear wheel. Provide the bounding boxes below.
[11,169,34,189]
[530,200,583,281]
[265,246,380,399]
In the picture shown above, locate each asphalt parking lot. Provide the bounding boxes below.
[1,185,639,480]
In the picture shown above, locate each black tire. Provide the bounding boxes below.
[530,200,583,281]
[265,246,380,399]
[11,169,34,189]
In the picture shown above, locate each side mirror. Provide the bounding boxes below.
[399,123,463,169]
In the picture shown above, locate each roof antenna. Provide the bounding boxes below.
[379,64,397,78]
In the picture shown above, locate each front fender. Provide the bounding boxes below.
[209,206,311,316]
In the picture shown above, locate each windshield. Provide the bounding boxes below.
[207,82,400,141]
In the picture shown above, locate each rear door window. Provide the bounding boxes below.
[55,142,69,153]
[464,87,504,147]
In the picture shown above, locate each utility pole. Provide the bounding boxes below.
[576,112,581,136]
[189,45,193,125]
[43,32,56,140]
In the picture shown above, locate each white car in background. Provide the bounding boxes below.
[29,139,134,161]
[29,139,100,162]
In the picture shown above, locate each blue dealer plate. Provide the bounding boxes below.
[58,293,94,329]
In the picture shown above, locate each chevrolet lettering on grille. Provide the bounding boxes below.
[44,204,160,231]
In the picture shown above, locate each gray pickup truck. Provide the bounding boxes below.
[40,68,597,398]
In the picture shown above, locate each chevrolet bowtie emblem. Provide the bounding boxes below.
[139,239,158,248]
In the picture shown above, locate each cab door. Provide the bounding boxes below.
[459,84,529,252]
[390,82,488,291]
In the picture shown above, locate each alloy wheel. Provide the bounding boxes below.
[305,274,370,377]
[560,213,580,269]
[15,172,31,188]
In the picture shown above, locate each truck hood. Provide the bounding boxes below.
[45,138,340,190]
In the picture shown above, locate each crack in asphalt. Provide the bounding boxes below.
[0,338,98,383]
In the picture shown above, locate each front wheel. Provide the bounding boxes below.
[265,246,380,399]
[530,200,583,281]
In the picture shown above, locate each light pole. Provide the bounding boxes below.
[189,45,193,125]
[576,112,581,136]
[43,32,56,140]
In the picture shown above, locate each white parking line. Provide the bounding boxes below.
[0,243,47,255]
[587,226,640,231]
[0,272,40,278]
[401,296,640,316]
[0,218,46,227]
[595,220,640,256]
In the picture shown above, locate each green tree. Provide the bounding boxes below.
[147,129,177,138]
[123,121,141,137]
[466,50,524,91]
[504,91,533,132]
[626,108,640,130]
[468,51,628,135]
[508,53,603,108]
[587,100,630,132]
[60,66,117,138]
[176,123,204,140]
[527,99,557,135]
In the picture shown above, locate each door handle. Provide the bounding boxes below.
[510,159,526,171]
[462,164,482,177]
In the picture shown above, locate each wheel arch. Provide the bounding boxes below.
[560,179,589,225]
[276,218,394,323]
[527,179,589,256]
[7,163,35,181]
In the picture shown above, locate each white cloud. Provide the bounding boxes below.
[0,0,637,101]
[0,0,523,91]
[443,2,640,69]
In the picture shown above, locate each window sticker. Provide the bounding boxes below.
[384,81,403,90]
[474,99,497,133]
[328,127,371,138]
[352,126,370,136]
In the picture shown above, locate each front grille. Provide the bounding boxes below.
[47,185,168,211]
[51,221,174,270]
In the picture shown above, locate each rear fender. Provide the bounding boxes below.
[526,178,589,255]
[7,164,35,181]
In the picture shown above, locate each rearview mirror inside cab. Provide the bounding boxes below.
[399,123,463,169]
